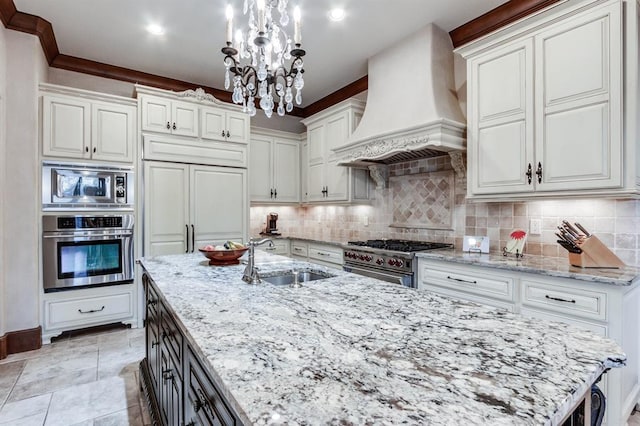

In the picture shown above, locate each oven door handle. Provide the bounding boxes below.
[343,264,413,288]
[42,232,132,240]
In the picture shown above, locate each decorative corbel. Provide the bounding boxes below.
[368,164,389,190]
[448,151,466,179]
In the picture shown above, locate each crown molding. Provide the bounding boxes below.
[449,0,562,48]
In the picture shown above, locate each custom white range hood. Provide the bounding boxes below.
[334,24,467,187]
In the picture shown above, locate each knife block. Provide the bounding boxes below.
[568,235,625,268]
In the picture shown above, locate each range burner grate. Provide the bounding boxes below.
[347,239,453,252]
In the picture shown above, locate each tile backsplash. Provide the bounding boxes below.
[251,157,640,267]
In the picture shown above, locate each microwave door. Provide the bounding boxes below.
[55,170,112,202]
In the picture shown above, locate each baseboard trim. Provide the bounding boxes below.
[0,326,42,360]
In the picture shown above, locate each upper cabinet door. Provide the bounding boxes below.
[91,102,135,163]
[534,2,622,191]
[307,123,325,165]
[200,107,225,141]
[325,112,348,162]
[248,135,274,202]
[468,39,535,195]
[273,139,300,203]
[141,96,172,134]
[225,111,249,144]
[171,101,199,137]
[42,95,91,159]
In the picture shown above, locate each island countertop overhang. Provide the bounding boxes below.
[138,252,626,425]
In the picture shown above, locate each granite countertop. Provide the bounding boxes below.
[139,252,625,425]
[416,249,640,286]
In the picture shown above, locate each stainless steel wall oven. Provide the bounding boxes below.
[42,214,134,292]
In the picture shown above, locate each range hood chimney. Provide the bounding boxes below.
[334,24,467,187]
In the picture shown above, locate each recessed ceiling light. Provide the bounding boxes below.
[146,24,165,36]
[328,8,345,22]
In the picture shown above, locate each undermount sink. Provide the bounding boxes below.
[262,271,335,286]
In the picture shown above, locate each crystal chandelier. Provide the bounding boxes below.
[222,0,306,118]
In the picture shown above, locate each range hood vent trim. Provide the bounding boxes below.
[336,23,467,168]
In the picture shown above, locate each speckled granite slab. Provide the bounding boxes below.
[416,250,640,286]
[138,252,625,425]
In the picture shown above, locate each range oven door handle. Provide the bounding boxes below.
[343,264,413,288]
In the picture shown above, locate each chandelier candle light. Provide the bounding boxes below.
[222,0,305,117]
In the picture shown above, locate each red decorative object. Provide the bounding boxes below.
[510,230,527,240]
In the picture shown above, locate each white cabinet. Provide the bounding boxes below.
[290,240,308,260]
[249,128,300,203]
[417,256,640,426]
[460,1,627,199]
[140,95,199,137]
[144,161,248,256]
[301,99,372,203]
[288,239,343,269]
[42,284,137,343]
[201,107,249,144]
[41,86,136,163]
[257,239,290,256]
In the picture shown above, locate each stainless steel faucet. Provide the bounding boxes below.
[242,238,273,284]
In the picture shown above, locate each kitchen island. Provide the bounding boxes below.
[138,252,626,425]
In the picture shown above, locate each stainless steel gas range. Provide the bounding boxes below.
[343,240,453,288]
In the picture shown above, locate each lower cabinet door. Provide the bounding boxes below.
[160,347,182,426]
[185,347,235,426]
[146,312,160,396]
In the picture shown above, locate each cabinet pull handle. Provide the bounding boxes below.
[446,276,477,284]
[536,162,542,184]
[270,188,274,198]
[274,188,277,198]
[526,163,532,185]
[162,369,174,381]
[147,299,157,306]
[166,122,171,129]
[196,389,213,415]
[318,252,329,256]
[226,130,230,138]
[545,295,576,304]
[221,130,225,137]
[85,146,89,153]
[193,396,204,412]
[78,305,105,314]
[185,224,189,253]
[151,341,159,348]
[191,224,195,253]
[93,147,96,153]
[294,247,302,252]
[172,122,177,130]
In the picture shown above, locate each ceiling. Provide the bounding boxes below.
[13,0,508,108]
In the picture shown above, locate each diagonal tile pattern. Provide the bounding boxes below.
[0,327,149,426]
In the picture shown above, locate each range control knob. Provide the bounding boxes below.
[376,258,384,265]
[365,255,372,261]
[396,259,404,267]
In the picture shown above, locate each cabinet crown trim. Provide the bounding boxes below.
[135,84,243,113]
[39,83,137,106]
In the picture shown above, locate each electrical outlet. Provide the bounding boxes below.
[530,218,542,235]
[363,215,369,227]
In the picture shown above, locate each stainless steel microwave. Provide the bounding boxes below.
[42,162,134,210]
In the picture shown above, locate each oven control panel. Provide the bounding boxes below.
[343,249,413,273]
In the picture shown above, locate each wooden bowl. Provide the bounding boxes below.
[198,247,248,265]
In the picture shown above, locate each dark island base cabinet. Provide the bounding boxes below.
[140,273,242,426]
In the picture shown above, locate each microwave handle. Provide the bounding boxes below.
[185,224,189,253]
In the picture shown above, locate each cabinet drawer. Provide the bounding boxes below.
[146,281,160,320]
[290,242,308,257]
[46,291,133,329]
[521,280,607,321]
[420,265,515,302]
[160,306,184,373]
[308,244,343,266]
[258,239,289,256]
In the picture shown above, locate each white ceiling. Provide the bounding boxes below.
[14,0,507,107]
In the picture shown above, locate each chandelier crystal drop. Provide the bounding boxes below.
[222,0,305,117]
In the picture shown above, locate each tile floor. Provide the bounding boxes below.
[0,326,639,425]
[0,326,149,426]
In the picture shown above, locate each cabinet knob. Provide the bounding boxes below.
[526,163,533,185]
[162,369,174,381]
[93,147,96,153]
[85,146,89,153]
[166,122,171,129]
[221,130,225,137]
[536,162,543,184]
[172,122,177,130]
[226,130,230,138]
